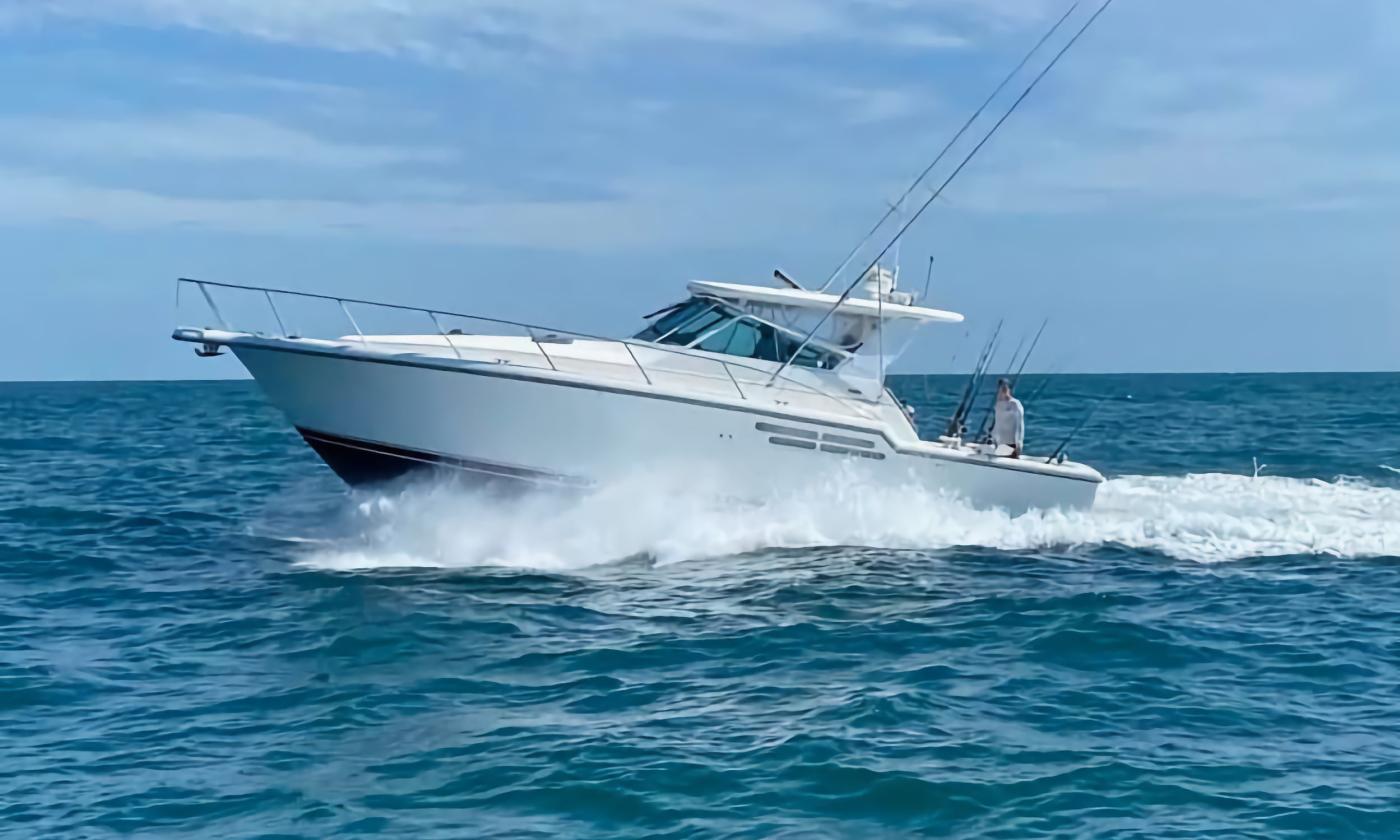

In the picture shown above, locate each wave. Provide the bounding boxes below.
[294,468,1400,572]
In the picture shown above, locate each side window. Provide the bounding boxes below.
[662,306,729,346]
[773,331,837,370]
[644,302,842,370]
[634,300,704,342]
[793,343,837,370]
[695,319,761,357]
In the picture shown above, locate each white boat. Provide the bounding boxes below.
[172,271,1104,514]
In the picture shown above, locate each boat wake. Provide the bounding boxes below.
[294,469,1400,571]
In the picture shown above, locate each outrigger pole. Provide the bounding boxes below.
[815,1,1083,294]
[767,0,1118,389]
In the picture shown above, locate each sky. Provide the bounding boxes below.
[1,0,1397,381]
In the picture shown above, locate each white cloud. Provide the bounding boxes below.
[0,164,838,251]
[17,0,989,66]
[169,69,363,103]
[886,25,970,50]
[827,85,928,125]
[940,62,1400,214]
[0,112,454,168]
[0,166,656,249]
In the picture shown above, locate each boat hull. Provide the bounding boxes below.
[229,343,1099,514]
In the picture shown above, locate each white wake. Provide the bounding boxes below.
[296,470,1400,571]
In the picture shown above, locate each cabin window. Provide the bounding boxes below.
[636,298,841,370]
[694,318,760,358]
[695,316,839,370]
[633,299,713,342]
[661,306,730,347]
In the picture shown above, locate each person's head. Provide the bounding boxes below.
[997,378,1012,401]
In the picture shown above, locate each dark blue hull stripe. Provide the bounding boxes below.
[295,427,586,489]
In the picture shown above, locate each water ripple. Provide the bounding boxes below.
[3,377,1400,837]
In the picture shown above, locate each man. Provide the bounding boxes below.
[991,378,1024,458]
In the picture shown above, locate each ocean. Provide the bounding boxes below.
[3,373,1399,838]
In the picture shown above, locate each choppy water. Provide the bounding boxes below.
[3,373,1400,838]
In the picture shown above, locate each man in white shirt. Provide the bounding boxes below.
[991,378,1024,458]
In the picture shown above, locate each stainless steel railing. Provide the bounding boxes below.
[175,278,876,417]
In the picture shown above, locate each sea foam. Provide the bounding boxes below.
[297,469,1400,571]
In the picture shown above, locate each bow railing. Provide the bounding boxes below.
[174,278,876,418]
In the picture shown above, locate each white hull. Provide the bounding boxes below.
[219,336,1101,515]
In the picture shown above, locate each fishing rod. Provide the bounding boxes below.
[1024,365,1062,405]
[944,328,995,437]
[920,256,935,303]
[1010,318,1049,391]
[816,2,1082,293]
[1002,333,1031,388]
[958,323,1002,427]
[945,320,1002,437]
[768,0,1118,387]
[1047,394,1110,463]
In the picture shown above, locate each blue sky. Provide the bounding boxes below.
[1,0,1397,380]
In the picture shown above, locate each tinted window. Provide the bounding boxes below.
[699,317,838,370]
[637,300,841,371]
[695,318,760,357]
[663,306,730,346]
[633,299,709,342]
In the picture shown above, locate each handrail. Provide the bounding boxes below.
[426,312,462,360]
[175,277,876,417]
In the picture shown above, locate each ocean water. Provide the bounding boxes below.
[3,373,1399,838]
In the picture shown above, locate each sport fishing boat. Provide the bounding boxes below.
[172,267,1103,513]
[169,0,1113,513]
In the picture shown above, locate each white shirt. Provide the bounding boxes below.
[992,396,1024,449]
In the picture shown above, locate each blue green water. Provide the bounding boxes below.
[3,374,1400,837]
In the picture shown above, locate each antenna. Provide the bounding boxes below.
[768,0,1117,388]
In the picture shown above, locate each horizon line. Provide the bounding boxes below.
[4,369,1400,386]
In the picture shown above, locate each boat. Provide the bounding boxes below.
[169,0,1114,514]
[171,270,1103,514]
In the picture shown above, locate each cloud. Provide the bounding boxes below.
[16,0,989,66]
[885,25,970,50]
[0,112,454,168]
[827,85,929,125]
[0,164,841,251]
[0,166,658,249]
[168,69,363,103]
[939,60,1400,214]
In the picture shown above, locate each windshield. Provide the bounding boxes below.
[634,298,842,370]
